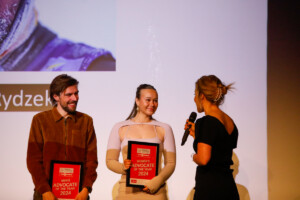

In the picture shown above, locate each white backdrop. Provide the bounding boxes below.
[0,0,268,199]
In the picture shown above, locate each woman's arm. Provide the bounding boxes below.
[106,149,127,174]
[193,142,211,166]
[145,124,176,193]
[192,117,216,166]
[146,150,176,193]
[106,122,128,174]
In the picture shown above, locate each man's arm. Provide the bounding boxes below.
[26,115,52,195]
[82,117,98,193]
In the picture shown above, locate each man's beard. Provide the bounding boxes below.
[61,102,77,114]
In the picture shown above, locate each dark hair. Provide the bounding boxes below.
[195,75,234,106]
[126,84,157,120]
[50,74,79,105]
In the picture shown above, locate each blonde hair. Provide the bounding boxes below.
[195,75,234,106]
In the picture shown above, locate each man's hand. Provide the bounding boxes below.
[42,191,56,200]
[75,187,89,200]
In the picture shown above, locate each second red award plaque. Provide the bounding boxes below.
[126,141,159,188]
[49,160,83,200]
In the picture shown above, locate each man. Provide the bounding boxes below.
[0,0,115,71]
[27,74,98,200]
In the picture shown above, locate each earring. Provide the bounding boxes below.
[136,107,139,111]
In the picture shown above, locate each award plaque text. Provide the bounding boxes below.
[126,141,159,188]
[49,161,83,200]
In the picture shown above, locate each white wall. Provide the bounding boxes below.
[0,0,267,199]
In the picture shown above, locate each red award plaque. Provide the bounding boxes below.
[126,141,159,188]
[49,161,83,200]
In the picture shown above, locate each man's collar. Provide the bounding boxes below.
[51,107,76,122]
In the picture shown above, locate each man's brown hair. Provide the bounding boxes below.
[50,74,79,105]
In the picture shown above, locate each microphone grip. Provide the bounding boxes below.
[181,125,191,146]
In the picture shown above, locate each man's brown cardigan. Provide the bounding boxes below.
[27,107,98,195]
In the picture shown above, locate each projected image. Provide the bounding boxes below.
[0,0,115,71]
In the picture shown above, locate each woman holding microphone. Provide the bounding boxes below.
[186,75,239,200]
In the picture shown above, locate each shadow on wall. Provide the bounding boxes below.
[185,152,250,200]
[232,152,250,200]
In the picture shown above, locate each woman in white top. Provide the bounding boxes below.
[106,84,176,200]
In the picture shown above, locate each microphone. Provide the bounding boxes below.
[181,112,197,146]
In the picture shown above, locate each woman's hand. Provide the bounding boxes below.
[185,119,195,139]
[123,159,132,170]
[143,186,151,193]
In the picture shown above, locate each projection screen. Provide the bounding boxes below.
[0,0,267,199]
